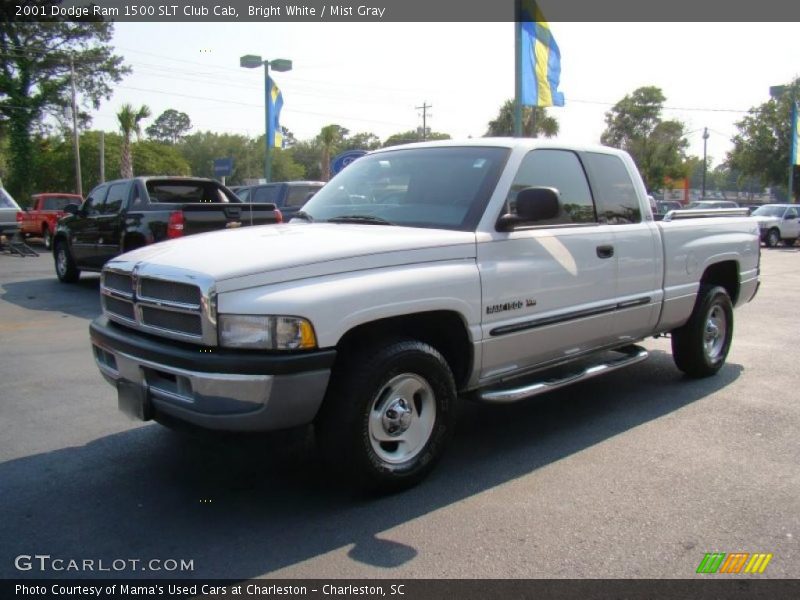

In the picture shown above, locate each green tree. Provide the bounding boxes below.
[288,139,322,180]
[340,131,382,151]
[117,104,151,178]
[383,130,451,148]
[0,15,129,198]
[145,109,192,144]
[32,131,190,194]
[727,80,799,201]
[485,100,559,138]
[601,86,688,191]
[318,124,348,181]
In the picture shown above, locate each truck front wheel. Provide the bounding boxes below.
[315,339,456,492]
[671,285,733,378]
[765,228,780,248]
[54,239,80,283]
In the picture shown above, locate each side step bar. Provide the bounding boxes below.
[479,345,649,404]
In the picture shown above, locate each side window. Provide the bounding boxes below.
[84,185,109,216]
[252,185,280,203]
[102,183,129,214]
[583,153,642,224]
[786,208,798,219]
[507,149,595,225]
[286,185,317,208]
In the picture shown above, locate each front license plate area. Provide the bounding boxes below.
[117,381,152,421]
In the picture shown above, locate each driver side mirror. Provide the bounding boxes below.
[497,187,561,231]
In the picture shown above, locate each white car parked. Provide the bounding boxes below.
[752,204,800,247]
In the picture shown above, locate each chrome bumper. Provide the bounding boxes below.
[91,327,332,432]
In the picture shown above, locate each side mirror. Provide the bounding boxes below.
[497,187,561,231]
[63,204,80,216]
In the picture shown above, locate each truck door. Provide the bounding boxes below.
[95,181,131,267]
[477,149,618,381]
[783,206,800,240]
[581,152,662,343]
[70,184,108,266]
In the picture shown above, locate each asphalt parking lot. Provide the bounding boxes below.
[0,243,798,579]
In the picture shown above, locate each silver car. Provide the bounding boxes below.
[0,187,21,237]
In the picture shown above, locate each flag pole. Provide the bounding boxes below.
[514,0,522,137]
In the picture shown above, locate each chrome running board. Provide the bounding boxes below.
[479,345,649,404]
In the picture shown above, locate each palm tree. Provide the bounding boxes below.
[117,103,151,178]
[485,100,559,138]
[318,124,345,181]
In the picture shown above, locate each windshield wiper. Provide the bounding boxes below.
[327,215,394,225]
[292,210,314,222]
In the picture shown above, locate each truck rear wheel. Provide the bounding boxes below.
[671,285,733,378]
[315,339,456,492]
[54,239,80,283]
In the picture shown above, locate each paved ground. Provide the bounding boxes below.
[0,244,798,579]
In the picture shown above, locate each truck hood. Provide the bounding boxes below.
[112,223,477,291]
[753,215,780,227]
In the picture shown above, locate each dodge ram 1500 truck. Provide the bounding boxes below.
[89,140,760,490]
[54,176,281,283]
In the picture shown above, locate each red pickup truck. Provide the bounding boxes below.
[17,193,83,249]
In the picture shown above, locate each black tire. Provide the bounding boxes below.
[315,339,457,493]
[765,228,780,248]
[54,238,80,283]
[671,285,733,378]
[42,226,52,250]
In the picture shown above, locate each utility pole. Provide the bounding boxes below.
[416,101,432,141]
[702,127,709,198]
[99,131,105,183]
[70,56,82,195]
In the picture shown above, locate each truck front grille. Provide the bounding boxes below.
[100,264,216,345]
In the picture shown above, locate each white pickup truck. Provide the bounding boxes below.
[89,140,760,490]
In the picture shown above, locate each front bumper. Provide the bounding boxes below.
[90,316,335,431]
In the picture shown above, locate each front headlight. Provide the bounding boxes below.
[218,315,317,350]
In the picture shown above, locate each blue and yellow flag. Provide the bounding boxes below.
[519,1,564,107]
[267,76,284,148]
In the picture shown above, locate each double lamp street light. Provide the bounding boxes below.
[240,54,292,183]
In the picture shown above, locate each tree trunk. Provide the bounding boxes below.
[120,138,132,178]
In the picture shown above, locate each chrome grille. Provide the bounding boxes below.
[103,271,133,297]
[100,262,216,345]
[140,278,202,306]
[140,306,203,336]
[103,296,135,322]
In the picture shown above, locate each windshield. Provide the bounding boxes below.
[752,205,785,217]
[299,146,510,231]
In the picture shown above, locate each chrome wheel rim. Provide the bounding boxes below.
[704,304,727,361]
[56,247,67,276]
[368,373,436,464]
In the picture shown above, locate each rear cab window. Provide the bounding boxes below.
[145,181,234,204]
[505,149,596,225]
[582,153,642,224]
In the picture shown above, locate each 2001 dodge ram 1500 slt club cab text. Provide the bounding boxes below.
[89,140,760,490]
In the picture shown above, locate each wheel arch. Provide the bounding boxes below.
[700,260,739,305]
[334,310,474,390]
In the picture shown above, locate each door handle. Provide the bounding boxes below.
[596,245,614,259]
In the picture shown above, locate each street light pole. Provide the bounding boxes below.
[240,54,292,183]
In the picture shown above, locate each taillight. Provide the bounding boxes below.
[275,209,283,223]
[167,211,184,238]
[16,211,23,222]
